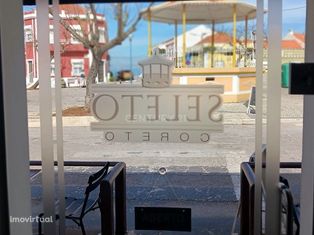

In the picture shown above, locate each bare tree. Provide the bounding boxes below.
[51,3,152,109]
[217,23,256,67]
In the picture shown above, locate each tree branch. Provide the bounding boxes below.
[49,7,90,48]
[117,3,123,38]
[100,3,153,54]
[89,3,100,43]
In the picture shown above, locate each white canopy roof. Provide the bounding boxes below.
[142,0,258,24]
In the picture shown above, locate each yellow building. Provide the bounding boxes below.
[263,31,305,65]
[187,32,255,68]
[281,40,304,64]
[154,31,305,103]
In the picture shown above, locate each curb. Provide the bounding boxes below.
[27,116,303,127]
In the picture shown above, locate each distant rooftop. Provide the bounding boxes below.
[60,4,86,14]
[195,32,233,45]
[281,40,303,49]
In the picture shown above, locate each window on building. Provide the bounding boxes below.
[168,48,173,57]
[215,60,225,68]
[71,60,84,76]
[27,60,34,82]
[24,28,33,42]
[49,30,54,44]
[71,25,83,44]
[51,59,55,76]
[99,28,106,43]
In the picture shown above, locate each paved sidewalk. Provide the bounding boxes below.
[27,86,304,126]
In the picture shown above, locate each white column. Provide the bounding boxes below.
[180,76,188,85]
[265,0,282,234]
[254,0,264,234]
[300,0,314,234]
[53,0,65,234]
[0,0,32,234]
[37,0,56,234]
[232,75,240,94]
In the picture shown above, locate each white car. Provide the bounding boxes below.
[63,77,86,88]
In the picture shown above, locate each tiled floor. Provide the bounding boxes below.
[30,167,301,235]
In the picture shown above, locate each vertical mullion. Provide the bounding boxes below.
[300,0,314,234]
[36,0,56,234]
[53,0,65,234]
[265,0,282,234]
[254,0,264,234]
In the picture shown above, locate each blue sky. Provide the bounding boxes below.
[106,0,306,74]
[24,1,307,74]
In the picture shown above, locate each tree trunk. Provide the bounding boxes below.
[85,58,98,109]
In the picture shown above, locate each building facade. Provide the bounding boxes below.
[263,31,305,66]
[282,31,305,64]
[188,32,255,68]
[24,5,109,86]
[155,26,306,69]
[153,25,212,67]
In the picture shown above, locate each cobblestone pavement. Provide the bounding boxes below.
[27,84,304,234]
[27,82,304,119]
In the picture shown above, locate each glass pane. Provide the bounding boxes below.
[23,1,305,234]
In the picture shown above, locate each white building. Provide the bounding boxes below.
[153,25,212,66]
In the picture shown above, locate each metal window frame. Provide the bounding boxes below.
[0,31,10,235]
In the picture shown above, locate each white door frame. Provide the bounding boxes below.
[300,0,314,234]
[0,0,32,234]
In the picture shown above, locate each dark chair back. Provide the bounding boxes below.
[80,163,110,217]
[86,163,110,193]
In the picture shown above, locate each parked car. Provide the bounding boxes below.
[63,76,85,88]
[117,70,134,81]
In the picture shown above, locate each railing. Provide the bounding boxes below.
[239,162,256,235]
[30,160,119,167]
[29,160,127,235]
[99,162,127,235]
[235,162,301,235]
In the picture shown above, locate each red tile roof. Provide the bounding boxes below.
[196,32,253,47]
[293,33,305,42]
[196,31,304,50]
[24,11,33,15]
[196,32,233,45]
[281,40,303,49]
[24,5,87,15]
[264,40,302,49]
[60,4,86,14]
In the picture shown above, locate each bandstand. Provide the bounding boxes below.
[141,0,258,102]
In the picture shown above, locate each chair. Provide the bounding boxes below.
[38,163,110,235]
